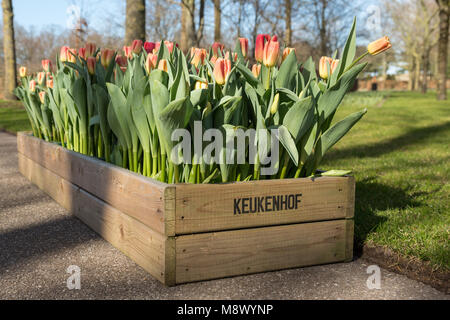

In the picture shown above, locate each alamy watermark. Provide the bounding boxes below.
[366,265,381,290]
[66,265,81,290]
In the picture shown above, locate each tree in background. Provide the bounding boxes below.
[436,0,449,100]
[179,0,205,51]
[125,0,146,44]
[214,0,221,41]
[2,0,17,100]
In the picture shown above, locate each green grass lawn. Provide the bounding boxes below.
[0,102,31,133]
[1,92,449,271]
[323,91,449,271]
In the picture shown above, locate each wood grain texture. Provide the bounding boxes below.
[18,153,171,284]
[174,176,354,235]
[345,219,354,262]
[175,220,347,283]
[17,132,169,235]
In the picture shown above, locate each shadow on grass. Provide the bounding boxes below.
[353,176,422,252]
[327,121,450,161]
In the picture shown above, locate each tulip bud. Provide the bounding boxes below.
[195,80,208,90]
[164,40,175,53]
[213,58,231,85]
[212,42,224,57]
[202,101,212,118]
[225,51,238,62]
[319,56,333,80]
[123,46,133,59]
[255,34,270,63]
[101,49,115,68]
[78,47,87,60]
[41,59,52,72]
[282,47,295,62]
[60,46,70,62]
[68,48,77,63]
[191,48,207,67]
[85,42,96,57]
[158,59,168,72]
[270,93,280,115]
[331,59,339,75]
[263,35,279,67]
[115,55,128,69]
[210,56,218,65]
[87,57,96,75]
[368,36,392,56]
[131,39,143,54]
[145,53,158,74]
[37,72,45,85]
[144,41,156,54]
[239,38,248,58]
[29,80,36,92]
[251,64,261,78]
[19,66,27,78]
[39,91,46,104]
[46,76,54,89]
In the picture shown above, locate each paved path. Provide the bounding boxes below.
[0,132,447,300]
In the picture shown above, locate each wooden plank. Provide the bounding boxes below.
[174,176,353,235]
[19,153,171,284]
[17,132,170,235]
[345,176,355,219]
[345,219,354,262]
[175,220,347,283]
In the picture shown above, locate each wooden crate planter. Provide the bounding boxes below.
[17,132,355,286]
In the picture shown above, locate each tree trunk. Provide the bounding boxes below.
[436,0,449,100]
[196,0,205,46]
[182,0,196,50]
[414,56,421,91]
[421,49,430,94]
[319,0,328,56]
[2,0,17,100]
[285,0,292,47]
[408,56,416,91]
[125,0,146,45]
[214,0,221,42]
[180,2,188,52]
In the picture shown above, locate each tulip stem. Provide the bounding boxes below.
[265,67,271,90]
[345,51,369,73]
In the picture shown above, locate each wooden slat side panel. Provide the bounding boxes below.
[175,177,351,235]
[18,153,169,284]
[17,132,167,234]
[175,220,347,283]
[345,176,355,219]
[345,219,354,262]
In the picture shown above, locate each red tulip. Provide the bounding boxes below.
[87,57,96,75]
[255,34,270,63]
[101,49,115,68]
[145,53,158,73]
[78,47,87,60]
[212,42,224,57]
[41,59,52,72]
[131,39,143,54]
[85,42,96,57]
[252,64,261,78]
[368,36,392,56]
[19,66,27,78]
[239,38,248,58]
[144,41,157,54]
[115,55,128,69]
[29,80,36,92]
[39,91,46,104]
[263,35,279,67]
[213,58,231,85]
[158,59,168,72]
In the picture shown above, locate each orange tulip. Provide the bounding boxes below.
[68,48,77,63]
[252,64,261,78]
[213,58,231,85]
[123,46,133,59]
[78,47,87,60]
[87,57,96,75]
[29,80,36,92]
[145,53,158,74]
[19,66,27,78]
[85,42,96,57]
[282,47,295,62]
[101,49,115,68]
[263,35,279,67]
[368,36,392,56]
[211,42,224,57]
[158,59,168,72]
[37,72,45,85]
[239,38,248,58]
[225,51,238,62]
[46,76,54,89]
[195,80,208,90]
[39,91,46,104]
[191,48,207,67]
[41,59,52,72]
[60,46,70,62]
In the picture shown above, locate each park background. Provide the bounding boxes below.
[0,0,448,293]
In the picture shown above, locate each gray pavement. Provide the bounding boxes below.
[0,132,448,300]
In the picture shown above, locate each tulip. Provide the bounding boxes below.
[213,58,231,85]
[68,48,77,63]
[39,91,46,104]
[41,59,52,72]
[263,35,279,67]
[210,56,218,65]
[155,41,175,53]
[87,57,96,75]
[255,34,270,63]
[195,80,208,90]
[145,53,158,74]
[319,56,333,80]
[191,48,207,67]
[282,47,295,62]
[85,42,96,57]
[131,39,143,54]
[239,38,248,58]
[60,46,70,62]
[101,49,115,68]
[331,59,339,74]
[115,55,128,69]
[225,51,238,62]
[144,41,156,54]
[37,72,46,85]
[368,36,392,56]
[270,93,280,115]
[78,47,87,60]
[19,66,27,78]
[212,42,224,57]
[29,80,36,92]
[46,76,54,89]
[123,46,133,59]
[252,64,261,78]
[158,59,168,72]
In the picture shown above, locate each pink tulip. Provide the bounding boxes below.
[123,46,133,59]
[212,42,224,57]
